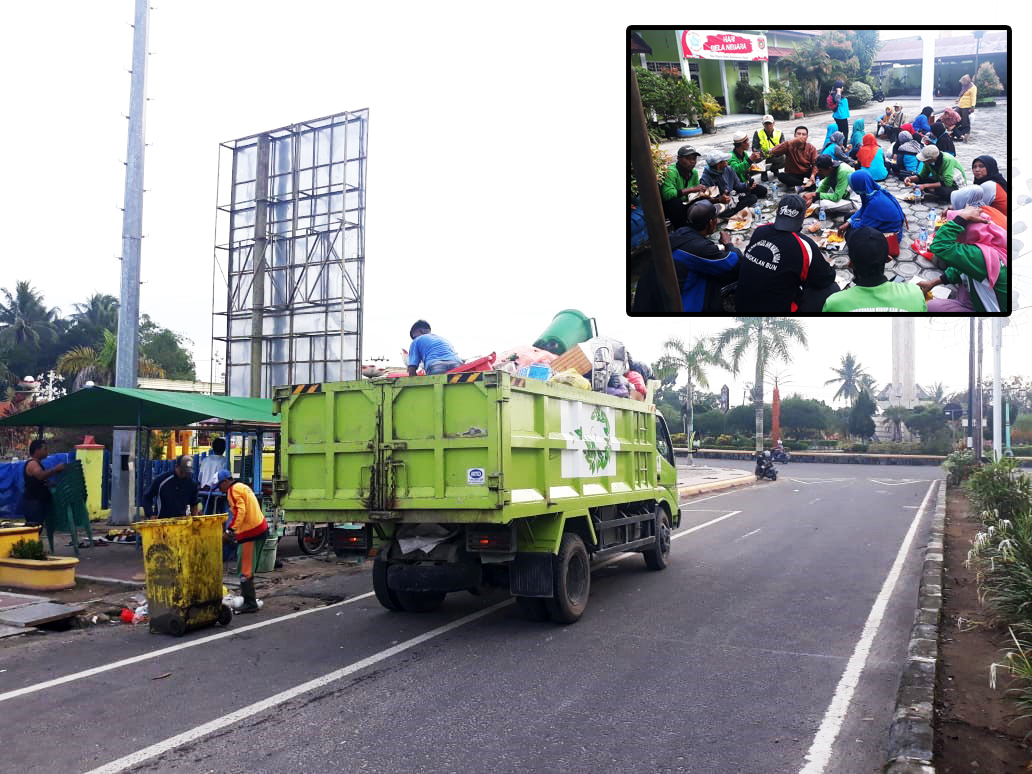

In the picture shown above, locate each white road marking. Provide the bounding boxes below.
[734,528,762,542]
[798,479,938,774]
[0,593,374,704]
[672,511,742,541]
[83,599,514,774]
[868,479,932,486]
[787,477,853,485]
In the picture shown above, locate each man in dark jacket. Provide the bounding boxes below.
[734,194,839,314]
[632,201,741,314]
[700,151,757,219]
[143,455,200,518]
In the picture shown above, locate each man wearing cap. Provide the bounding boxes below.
[802,156,858,215]
[218,470,270,614]
[632,200,742,314]
[728,132,768,199]
[878,103,906,142]
[903,145,967,204]
[660,145,715,230]
[752,115,784,183]
[822,227,927,312]
[768,125,819,192]
[734,194,838,314]
[408,320,463,375]
[142,454,200,518]
[700,150,756,219]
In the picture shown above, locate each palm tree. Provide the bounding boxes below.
[71,294,119,345]
[0,281,60,349]
[658,336,727,448]
[715,318,808,452]
[825,352,870,407]
[858,373,878,399]
[883,405,909,443]
[56,329,164,390]
[927,382,946,404]
[780,38,833,112]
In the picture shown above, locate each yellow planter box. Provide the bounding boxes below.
[0,526,44,559]
[0,556,78,591]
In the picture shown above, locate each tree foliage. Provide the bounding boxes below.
[139,315,196,380]
[825,352,870,407]
[904,405,949,445]
[975,61,1003,98]
[779,396,838,439]
[847,389,877,440]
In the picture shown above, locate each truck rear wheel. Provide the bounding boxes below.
[643,506,672,571]
[397,590,446,613]
[546,533,590,624]
[372,555,403,612]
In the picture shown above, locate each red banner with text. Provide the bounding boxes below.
[680,30,768,61]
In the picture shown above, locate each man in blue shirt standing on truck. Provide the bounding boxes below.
[408,320,464,375]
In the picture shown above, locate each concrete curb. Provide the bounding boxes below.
[882,478,945,774]
[678,474,756,499]
[76,574,146,589]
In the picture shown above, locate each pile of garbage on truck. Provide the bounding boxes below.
[364,310,653,400]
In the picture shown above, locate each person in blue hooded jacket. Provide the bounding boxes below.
[836,169,906,242]
[912,106,934,137]
[847,118,865,160]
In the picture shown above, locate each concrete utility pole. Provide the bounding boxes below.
[967,317,975,450]
[110,0,150,526]
[976,318,984,461]
[992,317,1002,462]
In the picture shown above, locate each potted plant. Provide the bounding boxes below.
[697,92,722,134]
[763,84,794,121]
[0,537,78,591]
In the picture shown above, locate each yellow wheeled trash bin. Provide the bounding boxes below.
[134,514,232,636]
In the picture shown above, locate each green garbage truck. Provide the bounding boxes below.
[272,371,681,623]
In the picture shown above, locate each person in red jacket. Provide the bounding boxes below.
[217,470,269,613]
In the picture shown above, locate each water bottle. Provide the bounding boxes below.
[754,203,762,222]
[772,181,779,200]
[919,227,927,252]
[927,210,936,244]
[914,185,923,204]
[819,205,826,226]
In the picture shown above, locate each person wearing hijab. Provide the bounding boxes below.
[971,155,1008,216]
[899,122,915,136]
[823,122,839,149]
[956,74,977,141]
[875,107,895,139]
[856,134,888,181]
[837,169,906,241]
[831,80,849,137]
[928,122,956,157]
[919,204,1007,313]
[887,131,923,179]
[821,131,856,168]
[847,118,866,159]
[948,184,1006,229]
[912,106,934,137]
[904,145,967,203]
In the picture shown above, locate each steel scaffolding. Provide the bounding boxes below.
[212,109,368,398]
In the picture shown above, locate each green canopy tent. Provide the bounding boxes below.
[0,387,277,428]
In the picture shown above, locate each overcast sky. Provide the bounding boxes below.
[1,9,1026,408]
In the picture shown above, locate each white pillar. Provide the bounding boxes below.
[762,60,770,115]
[639,53,647,67]
[921,31,936,107]
[993,318,1002,461]
[720,60,730,113]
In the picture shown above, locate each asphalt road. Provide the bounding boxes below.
[0,462,938,774]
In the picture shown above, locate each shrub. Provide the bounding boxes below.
[845,81,873,106]
[630,144,673,201]
[965,457,1032,523]
[763,84,794,120]
[670,432,687,446]
[943,449,978,488]
[735,80,764,113]
[843,442,869,452]
[10,538,47,560]
[974,61,1003,98]
[784,440,809,451]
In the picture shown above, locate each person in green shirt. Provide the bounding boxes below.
[919,205,1008,313]
[727,131,768,199]
[903,144,967,204]
[822,227,928,312]
[661,145,721,230]
[802,155,858,215]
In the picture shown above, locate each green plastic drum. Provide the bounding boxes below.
[533,309,595,356]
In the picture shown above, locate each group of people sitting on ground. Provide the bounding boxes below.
[640,139,1008,314]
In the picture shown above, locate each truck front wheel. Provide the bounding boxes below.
[643,506,672,571]
[546,533,590,624]
[372,555,403,611]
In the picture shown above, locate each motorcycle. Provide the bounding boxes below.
[872,88,885,102]
[755,450,778,481]
[771,447,791,464]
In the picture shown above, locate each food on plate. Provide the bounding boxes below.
[826,231,846,244]
[750,164,764,172]
[806,222,822,233]
[935,215,949,228]
[805,203,818,217]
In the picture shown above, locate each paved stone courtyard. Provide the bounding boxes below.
[657,99,1011,295]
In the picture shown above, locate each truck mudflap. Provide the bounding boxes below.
[387,562,482,593]
[509,553,554,598]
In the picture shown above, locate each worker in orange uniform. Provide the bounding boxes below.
[217,470,269,614]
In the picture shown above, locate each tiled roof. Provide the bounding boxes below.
[768,47,796,58]
[771,30,822,36]
[875,30,1007,62]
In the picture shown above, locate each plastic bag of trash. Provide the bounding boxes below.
[131,603,149,625]
[549,369,591,391]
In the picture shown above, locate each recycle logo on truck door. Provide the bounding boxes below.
[561,403,618,478]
